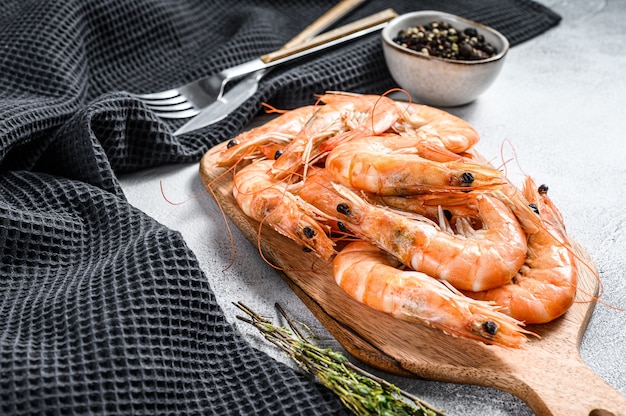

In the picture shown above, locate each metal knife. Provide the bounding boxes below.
[174,70,265,135]
[174,8,397,135]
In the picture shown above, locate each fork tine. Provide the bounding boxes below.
[140,95,189,106]
[151,108,201,119]
[145,101,194,112]
[136,88,181,100]
[138,8,396,122]
[137,84,205,118]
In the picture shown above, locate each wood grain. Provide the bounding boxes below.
[199,142,626,416]
[281,0,367,49]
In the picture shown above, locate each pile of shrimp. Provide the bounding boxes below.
[208,91,579,349]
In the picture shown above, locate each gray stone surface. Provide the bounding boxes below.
[119,1,626,414]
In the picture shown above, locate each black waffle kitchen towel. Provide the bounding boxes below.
[1,0,559,414]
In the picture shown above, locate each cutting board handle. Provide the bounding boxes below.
[515,354,626,416]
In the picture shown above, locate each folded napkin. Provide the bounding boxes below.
[0,0,559,414]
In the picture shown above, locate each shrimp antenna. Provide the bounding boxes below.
[253,212,325,274]
[159,180,208,206]
[261,102,289,114]
[498,138,530,178]
[204,163,241,272]
[371,88,412,132]
[158,176,235,270]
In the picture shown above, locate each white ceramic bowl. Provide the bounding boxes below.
[381,11,509,107]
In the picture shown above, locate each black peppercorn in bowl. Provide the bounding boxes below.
[381,11,509,107]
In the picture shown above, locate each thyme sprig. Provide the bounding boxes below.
[234,302,446,416]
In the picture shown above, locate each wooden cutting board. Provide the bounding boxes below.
[199,142,626,416]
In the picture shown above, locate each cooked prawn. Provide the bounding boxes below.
[316,91,403,152]
[467,177,578,324]
[325,135,505,195]
[233,159,335,260]
[211,105,317,167]
[296,169,527,291]
[334,241,531,348]
[269,98,355,180]
[392,101,480,154]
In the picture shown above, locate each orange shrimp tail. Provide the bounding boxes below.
[318,92,403,153]
[318,127,360,153]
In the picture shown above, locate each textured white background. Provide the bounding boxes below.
[119,1,626,414]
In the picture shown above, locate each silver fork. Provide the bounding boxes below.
[140,0,366,119]
[135,8,397,119]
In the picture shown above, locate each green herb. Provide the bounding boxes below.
[234,302,446,416]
